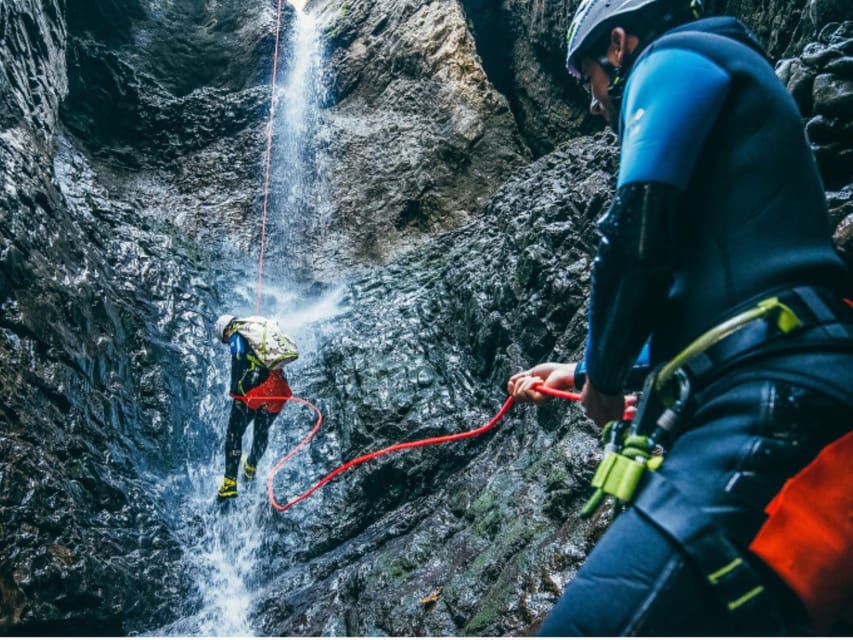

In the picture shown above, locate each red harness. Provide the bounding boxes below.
[232,369,292,414]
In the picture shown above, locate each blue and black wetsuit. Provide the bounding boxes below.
[539,17,853,636]
[223,332,291,480]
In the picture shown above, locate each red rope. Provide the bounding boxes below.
[255,0,286,315]
[537,387,582,401]
[258,395,324,511]
[264,383,637,512]
[267,395,516,512]
[538,385,637,418]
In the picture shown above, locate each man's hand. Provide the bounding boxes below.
[508,362,577,404]
[580,379,625,427]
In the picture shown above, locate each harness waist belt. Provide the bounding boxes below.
[679,286,853,385]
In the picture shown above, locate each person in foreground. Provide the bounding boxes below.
[508,0,853,634]
[214,314,298,501]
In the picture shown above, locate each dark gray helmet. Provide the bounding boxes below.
[565,0,702,79]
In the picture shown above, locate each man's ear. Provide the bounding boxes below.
[608,27,628,65]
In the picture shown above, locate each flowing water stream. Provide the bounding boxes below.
[147,7,341,635]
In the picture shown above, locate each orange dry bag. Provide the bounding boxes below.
[749,430,853,632]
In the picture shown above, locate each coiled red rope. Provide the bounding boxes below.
[264,385,635,512]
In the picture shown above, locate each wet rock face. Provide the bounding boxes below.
[461,0,596,156]
[0,0,66,144]
[306,0,533,276]
[0,1,244,633]
[62,0,275,162]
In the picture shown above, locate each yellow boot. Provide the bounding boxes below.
[217,476,237,500]
[242,456,256,481]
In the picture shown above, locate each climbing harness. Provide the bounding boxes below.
[578,358,691,519]
[233,369,293,413]
[576,286,853,629]
[570,293,807,625]
[578,287,852,519]
[634,471,785,631]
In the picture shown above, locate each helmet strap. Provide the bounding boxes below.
[601,37,641,104]
[607,65,625,99]
[598,58,626,105]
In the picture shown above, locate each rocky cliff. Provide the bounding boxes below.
[1,0,850,634]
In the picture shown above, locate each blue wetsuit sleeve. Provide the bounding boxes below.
[229,333,251,395]
[580,48,729,393]
[230,333,246,357]
[618,47,731,189]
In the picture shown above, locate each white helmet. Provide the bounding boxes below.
[215,314,236,343]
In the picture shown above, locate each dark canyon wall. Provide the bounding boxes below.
[1,0,850,634]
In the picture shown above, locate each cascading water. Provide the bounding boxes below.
[147,5,344,635]
[263,3,327,283]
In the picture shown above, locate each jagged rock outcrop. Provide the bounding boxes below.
[1,0,850,635]
[777,20,853,267]
[460,0,594,156]
[306,0,533,277]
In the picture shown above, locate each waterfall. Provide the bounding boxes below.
[270,7,326,282]
[147,5,344,635]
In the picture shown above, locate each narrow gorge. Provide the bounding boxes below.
[1,0,850,634]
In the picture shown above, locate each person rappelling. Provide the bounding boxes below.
[214,314,299,502]
[507,0,853,634]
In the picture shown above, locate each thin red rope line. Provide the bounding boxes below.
[256,0,285,314]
